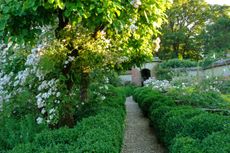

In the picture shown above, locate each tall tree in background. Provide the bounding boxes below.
[201,5,230,58]
[157,0,210,60]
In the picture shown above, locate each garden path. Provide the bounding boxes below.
[121,96,165,153]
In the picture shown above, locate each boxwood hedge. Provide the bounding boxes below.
[133,87,230,153]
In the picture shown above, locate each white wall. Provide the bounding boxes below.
[184,65,230,78]
[119,75,132,83]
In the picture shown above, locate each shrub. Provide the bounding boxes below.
[201,129,230,153]
[134,87,230,153]
[0,114,46,152]
[9,143,75,153]
[34,128,79,147]
[170,136,201,153]
[138,90,161,115]
[161,107,204,146]
[155,66,172,80]
[124,85,135,97]
[216,79,230,94]
[181,113,230,140]
[9,86,126,153]
[149,105,175,139]
[160,59,197,69]
[73,128,120,153]
[155,59,197,80]
[133,87,152,103]
[167,88,226,108]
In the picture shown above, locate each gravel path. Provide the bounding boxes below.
[121,97,165,153]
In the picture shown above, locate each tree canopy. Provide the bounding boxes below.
[157,0,210,60]
[201,5,230,58]
[0,0,171,126]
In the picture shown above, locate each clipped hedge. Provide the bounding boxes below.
[133,87,230,153]
[180,113,230,140]
[170,136,201,153]
[8,86,126,153]
[160,59,197,69]
[160,106,204,146]
[166,88,227,108]
[201,129,230,153]
[155,59,197,80]
[0,114,46,152]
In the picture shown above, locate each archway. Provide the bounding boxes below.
[141,69,151,86]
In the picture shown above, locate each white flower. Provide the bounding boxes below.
[41,108,46,114]
[49,114,54,120]
[130,24,138,32]
[130,0,142,8]
[105,77,109,83]
[36,117,43,124]
[101,96,106,101]
[68,56,75,62]
[153,37,161,52]
[64,61,69,65]
[55,100,60,104]
[100,30,106,36]
[104,85,108,90]
[49,108,55,114]
[56,92,61,97]
[37,97,44,108]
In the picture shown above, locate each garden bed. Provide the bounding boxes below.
[133,87,230,153]
[0,86,128,153]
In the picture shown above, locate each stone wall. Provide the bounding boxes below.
[119,58,230,85]
[119,60,161,85]
[174,59,230,79]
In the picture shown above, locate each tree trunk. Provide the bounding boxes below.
[54,9,78,128]
[172,43,179,58]
[80,70,90,102]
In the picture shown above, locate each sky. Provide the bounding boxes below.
[205,0,230,5]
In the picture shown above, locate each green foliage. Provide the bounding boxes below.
[201,129,230,153]
[161,107,204,146]
[1,0,171,128]
[181,113,230,140]
[33,128,79,147]
[7,86,126,153]
[123,85,135,97]
[133,87,175,116]
[202,16,230,58]
[0,114,47,151]
[149,105,174,136]
[3,90,38,119]
[200,57,217,68]
[157,0,210,60]
[167,88,226,108]
[133,87,230,153]
[170,137,201,153]
[155,59,197,80]
[215,80,230,94]
[1,0,170,66]
[133,87,153,103]
[155,66,173,80]
[160,59,197,69]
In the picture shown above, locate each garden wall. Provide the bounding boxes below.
[119,58,230,84]
[119,59,161,85]
[174,59,230,79]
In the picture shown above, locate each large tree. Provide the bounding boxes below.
[156,0,210,60]
[0,0,170,126]
[201,5,230,58]
[202,17,230,58]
